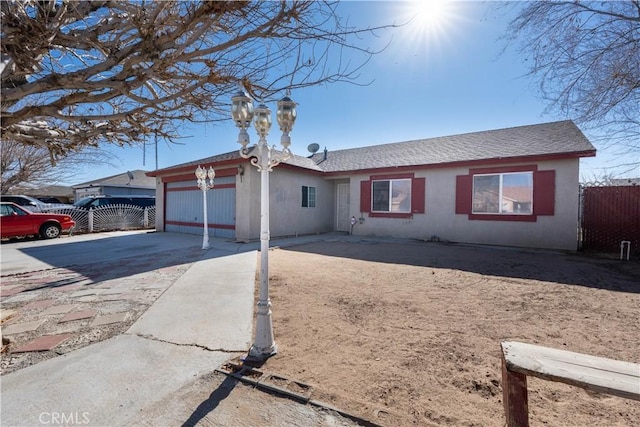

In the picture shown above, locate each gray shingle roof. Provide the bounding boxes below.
[151,120,595,176]
[310,120,595,173]
[151,151,245,174]
[151,147,324,175]
[282,154,323,171]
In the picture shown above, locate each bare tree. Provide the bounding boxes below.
[503,1,640,164]
[1,1,393,160]
[1,140,114,194]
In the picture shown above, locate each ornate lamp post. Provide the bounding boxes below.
[195,165,215,250]
[231,90,297,360]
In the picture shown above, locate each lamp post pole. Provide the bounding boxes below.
[231,90,297,360]
[195,165,215,250]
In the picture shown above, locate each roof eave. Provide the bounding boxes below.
[322,150,596,177]
[147,157,246,177]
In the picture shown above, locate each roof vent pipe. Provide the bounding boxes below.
[323,147,328,161]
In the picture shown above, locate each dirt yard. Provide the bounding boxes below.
[260,239,640,426]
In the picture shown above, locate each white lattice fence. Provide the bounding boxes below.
[92,205,143,232]
[146,206,156,228]
[42,206,89,233]
[42,205,155,233]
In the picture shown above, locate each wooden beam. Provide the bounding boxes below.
[502,341,640,402]
[502,350,529,427]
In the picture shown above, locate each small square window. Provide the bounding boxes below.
[302,186,316,208]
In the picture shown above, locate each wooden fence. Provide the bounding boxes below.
[581,185,640,256]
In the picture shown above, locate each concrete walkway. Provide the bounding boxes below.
[127,250,256,351]
[1,232,364,426]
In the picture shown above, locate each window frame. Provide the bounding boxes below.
[360,173,426,219]
[371,178,412,213]
[1,204,26,216]
[472,171,533,215]
[455,165,555,222]
[302,185,316,208]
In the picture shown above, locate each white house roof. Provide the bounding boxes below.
[150,120,595,177]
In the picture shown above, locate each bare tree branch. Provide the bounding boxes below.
[500,1,640,161]
[1,1,397,160]
[1,139,116,194]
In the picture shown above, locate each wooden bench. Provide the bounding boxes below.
[501,341,640,427]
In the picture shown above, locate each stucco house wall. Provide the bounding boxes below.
[269,167,335,238]
[154,177,165,231]
[235,166,334,241]
[149,121,595,251]
[348,158,580,250]
[234,162,257,241]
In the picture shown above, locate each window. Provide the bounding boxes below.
[473,172,533,214]
[360,174,425,218]
[456,166,554,222]
[302,186,316,208]
[372,179,411,213]
[1,204,25,216]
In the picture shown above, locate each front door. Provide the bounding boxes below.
[336,183,350,232]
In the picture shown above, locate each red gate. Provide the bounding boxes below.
[582,186,640,255]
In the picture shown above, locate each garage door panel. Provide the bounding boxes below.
[165,178,235,238]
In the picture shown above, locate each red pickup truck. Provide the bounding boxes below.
[1,202,76,240]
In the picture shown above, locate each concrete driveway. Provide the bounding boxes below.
[1,230,208,275]
[1,230,364,426]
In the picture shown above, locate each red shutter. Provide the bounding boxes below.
[412,177,425,214]
[533,170,555,215]
[455,175,472,214]
[360,180,371,213]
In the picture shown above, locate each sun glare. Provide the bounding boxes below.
[410,0,451,30]
[397,0,460,53]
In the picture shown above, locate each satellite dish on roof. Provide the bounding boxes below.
[307,143,320,154]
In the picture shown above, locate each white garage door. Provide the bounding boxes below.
[165,175,236,239]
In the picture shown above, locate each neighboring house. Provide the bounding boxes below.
[16,185,74,203]
[73,170,156,200]
[148,120,596,250]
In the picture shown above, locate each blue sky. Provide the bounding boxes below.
[70,1,639,185]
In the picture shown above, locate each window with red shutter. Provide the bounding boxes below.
[533,170,555,215]
[455,166,555,222]
[360,180,371,213]
[412,177,425,214]
[361,175,425,218]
